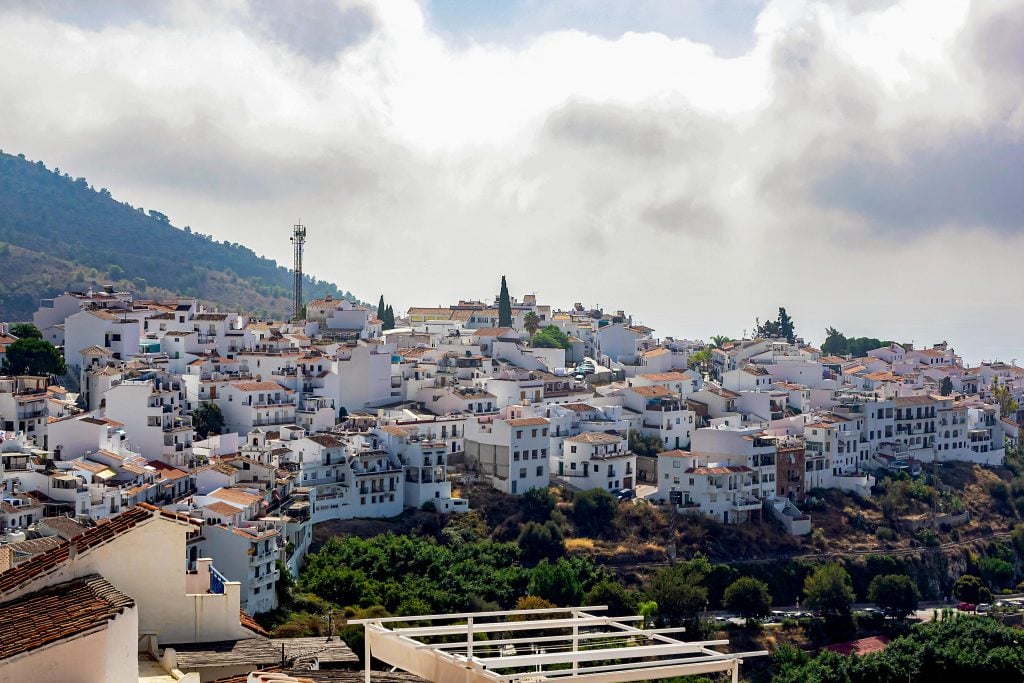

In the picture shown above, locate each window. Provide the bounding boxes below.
[516,430,523,439]
[514,451,520,461]
[571,445,577,453]
[536,465,543,476]
[519,468,527,478]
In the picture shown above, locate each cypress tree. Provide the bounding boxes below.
[498,275,512,327]
[384,305,395,330]
[377,295,385,322]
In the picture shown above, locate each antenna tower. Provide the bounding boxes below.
[290,222,307,320]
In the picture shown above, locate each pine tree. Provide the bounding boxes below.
[383,305,395,331]
[377,295,385,322]
[498,275,512,328]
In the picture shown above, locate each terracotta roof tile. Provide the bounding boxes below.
[0,574,134,660]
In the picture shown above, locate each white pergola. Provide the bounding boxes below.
[350,606,767,683]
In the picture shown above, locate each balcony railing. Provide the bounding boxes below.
[209,565,227,595]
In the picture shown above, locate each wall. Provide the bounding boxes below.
[0,604,138,683]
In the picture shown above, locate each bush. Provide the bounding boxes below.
[572,489,618,538]
[875,526,896,541]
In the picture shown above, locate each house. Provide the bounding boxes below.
[555,432,635,492]
[463,412,551,494]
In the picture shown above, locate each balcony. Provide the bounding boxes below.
[209,565,228,595]
[731,497,762,511]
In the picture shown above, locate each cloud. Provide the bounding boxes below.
[0,0,1021,361]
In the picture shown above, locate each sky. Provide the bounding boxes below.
[1,0,1022,364]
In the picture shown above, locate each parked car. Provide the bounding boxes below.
[957,602,976,612]
[976,603,991,614]
[614,488,635,501]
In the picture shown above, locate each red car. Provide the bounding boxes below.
[957,602,976,612]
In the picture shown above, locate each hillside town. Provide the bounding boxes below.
[0,278,1021,680]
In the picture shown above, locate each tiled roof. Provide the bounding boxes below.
[0,505,197,597]
[628,385,674,398]
[505,417,549,427]
[638,371,689,381]
[0,574,134,660]
[307,434,345,448]
[232,381,289,392]
[209,488,262,506]
[240,608,269,636]
[566,432,622,444]
[204,502,242,518]
[686,466,752,475]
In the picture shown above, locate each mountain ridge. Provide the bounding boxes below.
[0,150,358,321]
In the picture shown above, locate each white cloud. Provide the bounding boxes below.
[0,0,1021,362]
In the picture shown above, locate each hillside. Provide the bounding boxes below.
[0,151,359,320]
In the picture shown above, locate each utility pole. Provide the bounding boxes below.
[291,222,307,321]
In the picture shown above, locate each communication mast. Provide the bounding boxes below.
[290,222,306,320]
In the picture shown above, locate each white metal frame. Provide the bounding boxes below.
[350,606,767,683]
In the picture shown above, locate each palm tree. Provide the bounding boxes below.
[711,335,731,349]
[523,311,541,335]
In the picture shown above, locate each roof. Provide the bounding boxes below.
[171,637,358,669]
[307,434,345,448]
[203,502,242,518]
[505,417,549,427]
[824,635,891,656]
[0,574,134,660]
[209,487,263,506]
[628,385,674,398]
[638,371,689,382]
[472,327,515,337]
[657,449,693,458]
[566,432,622,445]
[894,395,937,406]
[685,465,753,475]
[232,381,289,392]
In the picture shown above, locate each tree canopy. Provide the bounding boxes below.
[821,327,891,357]
[803,563,855,621]
[192,401,225,439]
[868,574,920,619]
[572,489,618,537]
[498,276,512,328]
[531,325,570,350]
[754,307,797,343]
[723,576,772,625]
[1,337,65,375]
[647,555,710,625]
[8,323,41,339]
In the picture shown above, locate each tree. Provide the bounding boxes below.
[953,574,991,605]
[991,379,1019,418]
[940,376,954,396]
[572,489,617,537]
[777,307,796,343]
[821,326,846,356]
[8,323,41,339]
[383,305,395,331]
[723,577,772,626]
[687,347,712,372]
[868,574,920,619]
[638,600,658,628]
[376,295,385,321]
[531,325,570,350]
[647,556,709,625]
[517,520,564,562]
[803,563,855,622]
[527,558,584,606]
[628,429,664,458]
[583,579,637,617]
[1,338,65,376]
[520,486,556,523]
[523,311,541,335]
[710,335,731,349]
[192,401,226,439]
[498,275,512,328]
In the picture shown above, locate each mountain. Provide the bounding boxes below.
[0,151,359,321]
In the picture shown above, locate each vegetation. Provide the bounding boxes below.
[571,489,618,538]
[992,379,1019,418]
[647,556,710,626]
[1,337,65,375]
[530,324,571,350]
[820,327,892,357]
[723,577,772,626]
[940,376,954,396]
[953,574,992,605]
[803,563,855,624]
[867,574,919,619]
[753,307,796,343]
[773,618,1024,681]
[0,151,355,320]
[688,346,712,371]
[8,323,41,339]
[498,275,512,328]
[628,429,665,458]
[523,311,540,335]
[192,401,225,439]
